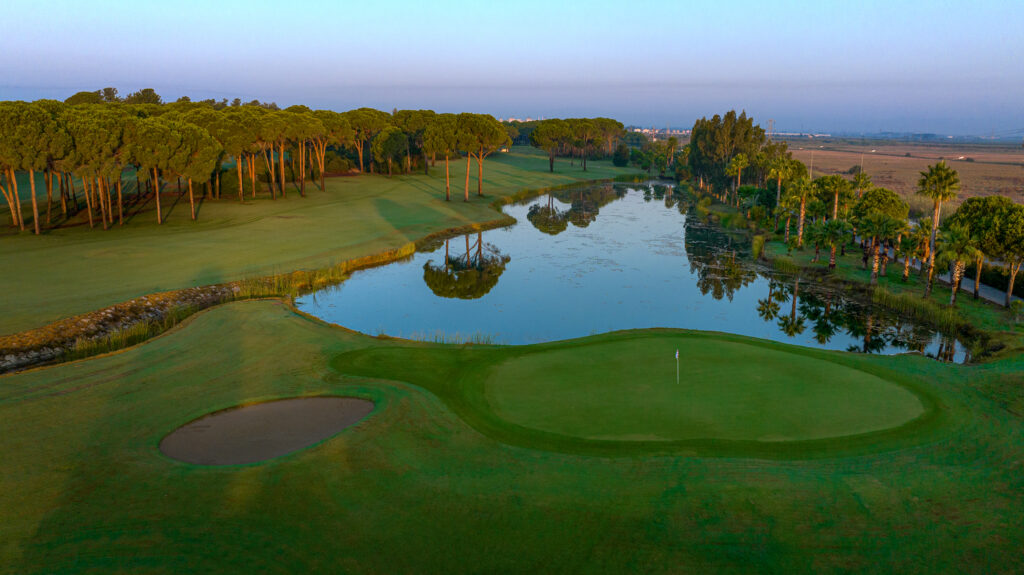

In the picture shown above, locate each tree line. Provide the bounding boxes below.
[679,110,1024,309]
[1,89,573,234]
[517,118,625,172]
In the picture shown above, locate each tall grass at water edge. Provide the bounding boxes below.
[870,288,965,334]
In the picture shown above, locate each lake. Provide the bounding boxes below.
[297,182,967,362]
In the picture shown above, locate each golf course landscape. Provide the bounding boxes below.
[4,1,1023,571]
[2,144,1024,573]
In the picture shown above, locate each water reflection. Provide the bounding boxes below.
[527,184,625,235]
[297,182,968,362]
[684,219,757,301]
[422,233,511,300]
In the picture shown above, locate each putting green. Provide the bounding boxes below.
[483,338,925,442]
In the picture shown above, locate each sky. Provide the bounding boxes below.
[1,0,1022,136]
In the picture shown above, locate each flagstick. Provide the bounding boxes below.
[676,350,679,385]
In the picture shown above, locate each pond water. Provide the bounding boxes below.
[297,182,967,362]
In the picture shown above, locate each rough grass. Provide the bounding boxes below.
[0,147,639,335]
[1,300,1022,573]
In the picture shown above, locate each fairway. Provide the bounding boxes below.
[484,338,925,442]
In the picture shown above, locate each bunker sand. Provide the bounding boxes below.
[160,397,374,465]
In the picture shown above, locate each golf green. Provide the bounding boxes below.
[484,338,925,442]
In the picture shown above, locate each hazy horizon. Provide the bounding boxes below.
[1,0,1021,136]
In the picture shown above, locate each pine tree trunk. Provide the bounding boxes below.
[29,169,41,235]
[784,215,791,244]
[263,150,276,199]
[444,155,450,201]
[299,143,306,197]
[10,169,23,230]
[83,178,94,228]
[188,178,196,220]
[59,172,68,215]
[249,155,257,199]
[45,170,53,224]
[97,177,108,230]
[105,177,113,226]
[237,155,244,201]
[117,178,123,225]
[279,142,286,198]
[153,168,162,224]
[0,171,17,229]
[464,154,471,202]
[476,150,484,197]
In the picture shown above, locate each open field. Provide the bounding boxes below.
[0,147,636,335]
[1,300,1022,573]
[787,140,1024,210]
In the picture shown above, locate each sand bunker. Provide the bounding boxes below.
[160,397,374,465]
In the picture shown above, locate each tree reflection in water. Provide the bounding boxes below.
[685,218,757,302]
[422,232,511,300]
[527,184,626,235]
[683,214,968,362]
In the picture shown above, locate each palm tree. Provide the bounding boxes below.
[912,218,933,278]
[821,219,852,270]
[726,153,749,205]
[806,222,826,263]
[767,156,790,230]
[879,218,908,278]
[786,176,814,248]
[917,162,960,297]
[815,174,853,220]
[852,171,872,199]
[937,223,981,306]
[896,235,918,282]
[859,213,901,285]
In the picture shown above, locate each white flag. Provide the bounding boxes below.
[675,349,679,359]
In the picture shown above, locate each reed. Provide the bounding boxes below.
[404,330,500,345]
[751,235,767,260]
[870,288,965,333]
[771,257,801,275]
[64,304,204,361]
